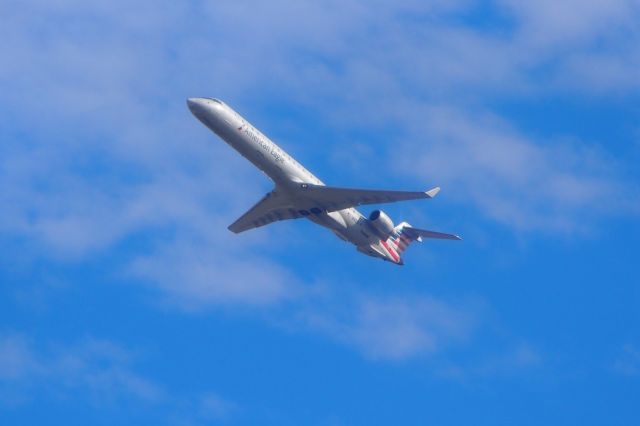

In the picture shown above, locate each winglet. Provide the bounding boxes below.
[425,186,441,198]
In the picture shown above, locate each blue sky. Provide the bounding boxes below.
[1,0,640,424]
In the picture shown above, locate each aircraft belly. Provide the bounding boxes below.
[301,207,370,247]
[308,210,346,230]
[306,210,373,247]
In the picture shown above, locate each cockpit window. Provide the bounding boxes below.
[206,98,222,104]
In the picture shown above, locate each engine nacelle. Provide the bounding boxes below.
[368,209,395,238]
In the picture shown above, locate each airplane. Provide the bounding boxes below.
[187,97,461,265]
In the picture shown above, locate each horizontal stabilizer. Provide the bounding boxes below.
[403,226,462,241]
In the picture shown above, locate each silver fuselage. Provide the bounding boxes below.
[187,97,395,261]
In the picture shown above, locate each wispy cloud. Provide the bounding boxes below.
[499,0,639,47]
[2,0,637,255]
[434,341,542,381]
[129,238,299,309]
[180,1,639,231]
[0,333,236,422]
[0,335,38,382]
[300,294,478,360]
[0,334,163,405]
[613,344,640,377]
[197,392,237,421]
[394,106,625,232]
[1,0,638,366]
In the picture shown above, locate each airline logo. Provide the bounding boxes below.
[380,239,400,263]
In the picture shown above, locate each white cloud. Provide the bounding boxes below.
[557,50,640,93]
[495,0,640,94]
[394,106,623,232]
[0,335,163,405]
[0,0,303,314]
[435,341,542,380]
[0,333,237,421]
[499,0,639,47]
[303,294,477,360]
[129,239,299,309]
[173,1,639,232]
[1,0,636,260]
[0,0,637,365]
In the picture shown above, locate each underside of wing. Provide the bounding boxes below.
[295,184,441,212]
[228,190,302,233]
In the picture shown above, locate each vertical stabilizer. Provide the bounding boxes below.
[387,222,421,256]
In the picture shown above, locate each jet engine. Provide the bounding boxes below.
[368,209,395,238]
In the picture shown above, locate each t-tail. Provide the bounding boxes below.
[385,221,462,264]
[386,222,416,258]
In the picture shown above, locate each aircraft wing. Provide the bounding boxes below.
[228,190,302,233]
[297,184,441,212]
[403,226,462,241]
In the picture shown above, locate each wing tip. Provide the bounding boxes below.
[425,186,441,198]
[227,224,243,234]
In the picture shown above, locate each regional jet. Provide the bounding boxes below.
[187,98,461,265]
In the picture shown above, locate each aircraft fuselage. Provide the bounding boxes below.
[187,97,400,263]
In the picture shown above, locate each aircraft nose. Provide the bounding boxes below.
[187,97,206,113]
